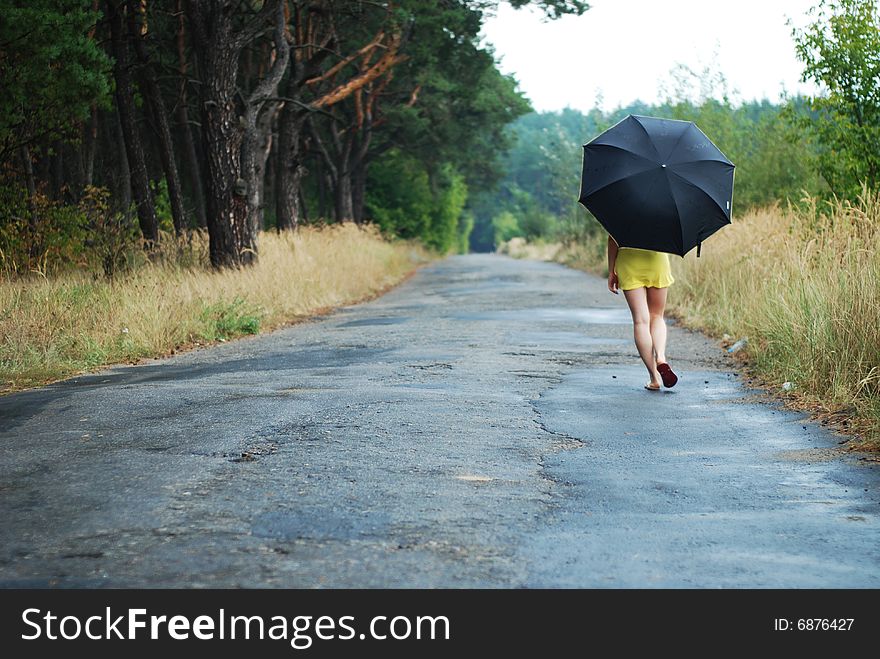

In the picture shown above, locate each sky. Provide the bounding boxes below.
[480,0,823,113]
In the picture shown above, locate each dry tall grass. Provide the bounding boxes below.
[496,237,563,261]
[0,223,430,391]
[669,193,880,447]
[551,194,880,447]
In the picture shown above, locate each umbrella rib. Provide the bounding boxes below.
[631,117,662,161]
[581,145,659,197]
[584,143,660,166]
[662,170,686,255]
[667,169,731,218]
[670,156,734,166]
[664,122,696,163]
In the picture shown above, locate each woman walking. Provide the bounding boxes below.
[607,236,678,391]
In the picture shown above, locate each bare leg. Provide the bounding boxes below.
[623,287,661,388]
[646,286,668,364]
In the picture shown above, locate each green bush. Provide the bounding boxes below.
[199,297,262,340]
[0,184,88,274]
[0,184,143,277]
[366,150,471,253]
[491,211,521,245]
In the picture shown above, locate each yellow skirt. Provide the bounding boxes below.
[615,247,674,290]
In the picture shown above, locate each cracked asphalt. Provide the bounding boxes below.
[1,254,878,587]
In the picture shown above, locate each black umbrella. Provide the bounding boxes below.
[579,114,735,257]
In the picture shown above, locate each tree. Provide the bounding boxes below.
[106,0,159,247]
[239,0,289,237]
[792,0,880,198]
[174,0,207,228]
[128,0,187,235]
[0,0,111,162]
[185,0,285,267]
[325,0,530,232]
[299,3,412,224]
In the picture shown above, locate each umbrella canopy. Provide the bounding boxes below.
[579,114,735,257]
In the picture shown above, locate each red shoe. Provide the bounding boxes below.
[657,362,678,388]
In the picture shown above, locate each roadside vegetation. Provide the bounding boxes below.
[1,224,428,391]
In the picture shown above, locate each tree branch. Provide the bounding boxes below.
[247,0,290,109]
[305,32,385,87]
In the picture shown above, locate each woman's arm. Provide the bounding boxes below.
[607,235,619,294]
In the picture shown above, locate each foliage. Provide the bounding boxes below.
[79,186,140,277]
[0,184,141,277]
[491,211,522,245]
[427,167,469,253]
[474,0,591,19]
[366,150,435,243]
[0,0,111,159]
[666,98,826,210]
[356,0,533,193]
[150,179,176,235]
[0,185,86,274]
[791,0,880,199]
[366,151,471,253]
[456,211,475,254]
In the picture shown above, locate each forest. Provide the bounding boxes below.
[0,0,591,275]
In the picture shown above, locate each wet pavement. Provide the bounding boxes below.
[0,254,878,587]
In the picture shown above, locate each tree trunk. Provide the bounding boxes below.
[84,0,99,189]
[63,140,86,202]
[334,168,354,222]
[351,157,366,224]
[243,103,284,238]
[194,44,244,267]
[186,0,268,268]
[83,106,99,187]
[50,141,63,201]
[128,0,186,235]
[276,110,308,231]
[106,0,158,247]
[316,157,328,219]
[257,106,279,230]
[37,146,51,195]
[109,106,133,213]
[275,48,309,232]
[241,0,289,241]
[308,118,353,222]
[20,145,40,262]
[20,145,37,198]
[299,185,309,223]
[176,0,206,228]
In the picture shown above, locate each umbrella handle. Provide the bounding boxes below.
[697,242,701,258]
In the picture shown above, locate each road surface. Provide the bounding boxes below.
[1,254,878,587]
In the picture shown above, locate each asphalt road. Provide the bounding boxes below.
[1,254,878,587]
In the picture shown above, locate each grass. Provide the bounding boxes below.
[522,193,880,449]
[497,236,564,261]
[0,223,431,392]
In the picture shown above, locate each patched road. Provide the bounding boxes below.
[1,254,878,587]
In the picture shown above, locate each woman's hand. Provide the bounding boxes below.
[608,271,619,294]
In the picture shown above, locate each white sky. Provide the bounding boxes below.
[480,0,823,112]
